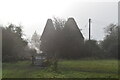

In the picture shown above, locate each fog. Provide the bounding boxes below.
[0,0,118,41]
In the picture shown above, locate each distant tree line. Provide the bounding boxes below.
[40,18,119,59]
[1,18,119,62]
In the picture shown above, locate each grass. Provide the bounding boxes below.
[2,59,119,78]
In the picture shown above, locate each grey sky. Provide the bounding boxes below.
[63,2,118,40]
[0,0,118,41]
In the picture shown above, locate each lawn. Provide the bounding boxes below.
[2,60,119,78]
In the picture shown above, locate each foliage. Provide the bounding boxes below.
[84,40,105,59]
[41,18,119,60]
[2,24,28,62]
[101,24,118,59]
[2,60,118,78]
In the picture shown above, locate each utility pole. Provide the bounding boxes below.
[89,18,91,40]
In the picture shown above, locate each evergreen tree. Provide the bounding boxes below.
[31,31,40,53]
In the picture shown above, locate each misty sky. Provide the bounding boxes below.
[0,0,118,41]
